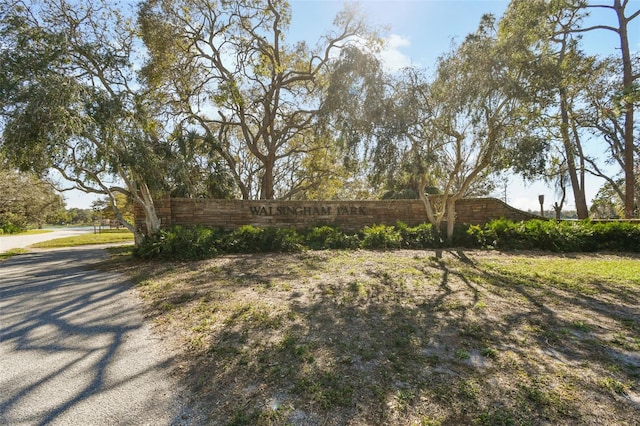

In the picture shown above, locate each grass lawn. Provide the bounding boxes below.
[30,229,134,248]
[0,248,28,261]
[0,229,53,236]
[22,229,54,235]
[110,249,640,425]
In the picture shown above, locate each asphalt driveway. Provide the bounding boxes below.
[0,228,95,253]
[0,246,203,425]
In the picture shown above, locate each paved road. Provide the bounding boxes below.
[0,228,96,253]
[0,246,203,425]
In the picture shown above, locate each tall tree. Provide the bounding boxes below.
[165,128,236,199]
[0,0,166,243]
[0,166,63,231]
[577,57,639,210]
[137,0,377,200]
[499,0,595,218]
[320,45,392,198]
[325,17,545,241]
[0,0,234,243]
[500,0,639,218]
[590,180,625,218]
[576,0,639,217]
[419,15,545,240]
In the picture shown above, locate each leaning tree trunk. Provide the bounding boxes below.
[118,167,161,245]
[445,197,459,243]
[417,176,442,241]
[613,0,637,218]
[136,183,160,244]
[417,186,437,225]
[559,88,589,219]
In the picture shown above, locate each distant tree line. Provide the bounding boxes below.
[0,166,133,232]
[0,166,62,232]
[1,0,637,244]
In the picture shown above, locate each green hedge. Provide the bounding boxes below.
[133,225,304,260]
[468,219,640,252]
[0,222,26,235]
[133,220,640,260]
[135,222,441,260]
[303,226,360,250]
[133,225,220,260]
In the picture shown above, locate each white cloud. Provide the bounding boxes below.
[380,34,413,72]
[325,33,413,72]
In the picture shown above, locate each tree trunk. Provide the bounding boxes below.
[615,0,637,218]
[559,88,590,219]
[260,154,276,200]
[128,183,160,246]
[554,204,562,220]
[417,176,437,225]
[416,176,443,242]
[141,186,160,230]
[113,165,161,245]
[445,197,457,243]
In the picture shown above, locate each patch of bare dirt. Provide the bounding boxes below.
[123,250,640,425]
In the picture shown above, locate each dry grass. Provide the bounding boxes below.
[0,248,28,260]
[30,229,134,248]
[112,249,640,425]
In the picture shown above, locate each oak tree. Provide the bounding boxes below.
[0,0,166,243]
[577,0,639,217]
[0,0,234,242]
[0,166,63,231]
[137,0,377,200]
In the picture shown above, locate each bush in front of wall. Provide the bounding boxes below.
[222,225,266,253]
[590,220,640,252]
[134,225,219,260]
[304,226,360,250]
[468,219,582,251]
[259,226,304,253]
[222,225,303,253]
[467,218,522,250]
[395,222,441,249]
[134,219,640,260]
[468,219,640,252]
[360,224,403,249]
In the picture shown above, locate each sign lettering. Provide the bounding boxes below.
[249,205,365,216]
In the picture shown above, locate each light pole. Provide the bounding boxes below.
[93,206,101,233]
[538,194,545,218]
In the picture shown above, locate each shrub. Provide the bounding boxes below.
[0,221,25,235]
[469,219,640,253]
[360,224,402,249]
[468,218,523,250]
[134,226,219,260]
[134,219,640,261]
[222,225,302,253]
[554,221,595,252]
[467,224,491,248]
[591,221,640,252]
[133,231,165,259]
[304,226,360,250]
[451,223,476,248]
[261,227,303,253]
[222,225,265,253]
[396,222,440,249]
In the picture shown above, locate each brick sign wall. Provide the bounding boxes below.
[134,196,539,233]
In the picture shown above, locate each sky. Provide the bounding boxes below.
[286,0,636,213]
[63,0,639,212]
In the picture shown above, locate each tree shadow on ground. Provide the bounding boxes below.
[0,248,184,425]
[133,250,640,425]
